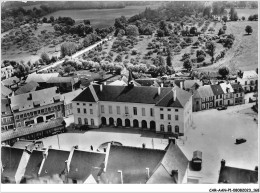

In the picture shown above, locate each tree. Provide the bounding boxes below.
[218,66,230,78]
[218,28,225,36]
[60,42,77,58]
[166,54,172,67]
[242,16,245,21]
[206,41,216,63]
[83,19,91,25]
[208,27,215,34]
[203,6,211,18]
[183,59,192,71]
[222,16,228,23]
[229,7,238,21]
[223,25,227,31]
[42,17,47,23]
[245,25,253,35]
[197,55,205,62]
[158,56,165,67]
[189,27,197,35]
[125,25,139,36]
[50,16,54,23]
[157,29,164,37]
[41,52,51,64]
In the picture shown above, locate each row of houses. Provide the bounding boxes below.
[1,138,203,184]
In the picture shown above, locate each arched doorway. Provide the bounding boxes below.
[141,120,147,129]
[175,125,179,133]
[167,125,172,133]
[125,119,130,127]
[150,121,156,131]
[101,117,106,125]
[109,118,114,126]
[133,119,139,128]
[37,116,44,123]
[117,118,122,127]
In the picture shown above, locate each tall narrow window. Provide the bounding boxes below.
[175,125,179,133]
[84,118,88,125]
[116,106,120,115]
[125,106,129,114]
[160,114,164,120]
[150,108,154,117]
[90,109,93,114]
[78,118,82,124]
[101,105,104,113]
[142,108,145,116]
[167,125,172,133]
[160,125,164,132]
[109,106,112,114]
[91,119,94,125]
[168,114,171,120]
[83,108,87,114]
[133,107,137,115]
[175,115,179,121]
[77,108,80,113]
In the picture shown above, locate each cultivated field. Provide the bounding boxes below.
[45,5,160,28]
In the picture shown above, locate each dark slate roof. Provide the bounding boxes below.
[14,81,39,95]
[1,118,64,142]
[1,146,24,182]
[231,83,244,93]
[46,77,73,84]
[218,165,258,184]
[101,145,165,184]
[1,84,12,97]
[1,98,12,115]
[135,79,159,87]
[210,84,224,95]
[68,150,106,182]
[23,150,44,178]
[39,149,70,177]
[73,85,191,108]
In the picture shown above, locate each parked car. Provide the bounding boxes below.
[217,106,227,110]
[236,138,246,144]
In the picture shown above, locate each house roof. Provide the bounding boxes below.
[242,70,258,79]
[220,83,234,94]
[218,165,258,184]
[231,83,244,93]
[210,84,224,95]
[1,98,12,115]
[1,146,24,182]
[196,85,214,98]
[135,78,159,87]
[10,87,62,112]
[100,145,165,184]
[108,80,127,86]
[1,118,64,142]
[26,73,59,83]
[73,85,191,108]
[23,150,44,178]
[62,89,84,105]
[68,150,106,182]
[39,149,70,177]
[1,84,13,97]
[14,81,39,95]
[146,164,175,184]
[2,76,19,86]
[184,80,202,89]
[46,77,73,84]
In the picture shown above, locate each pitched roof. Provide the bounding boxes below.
[184,80,202,89]
[62,89,84,105]
[242,70,258,79]
[218,165,258,184]
[220,83,234,94]
[14,81,39,95]
[23,150,44,178]
[10,87,62,112]
[2,76,20,86]
[39,149,70,177]
[46,77,73,84]
[101,145,165,184]
[135,78,159,87]
[231,83,244,93]
[210,84,224,95]
[68,150,106,182]
[1,118,64,142]
[26,73,59,83]
[1,84,13,97]
[1,146,24,182]
[196,85,214,98]
[73,85,191,108]
[146,164,174,184]
[1,98,12,115]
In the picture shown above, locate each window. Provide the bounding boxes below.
[160,125,164,132]
[51,107,54,111]
[20,114,24,119]
[90,109,93,114]
[160,108,163,111]
[78,118,82,124]
[168,114,171,120]
[216,95,218,99]
[168,125,172,133]
[125,106,129,114]
[109,106,112,114]
[202,104,205,109]
[83,108,87,114]
[220,95,222,98]
[175,125,179,133]
[150,108,154,117]
[196,101,199,104]
[84,118,88,125]
[142,108,145,116]
[101,105,104,113]
[201,98,205,102]
[77,108,80,113]
[24,113,27,118]
[91,119,94,125]
[117,106,120,115]
[77,103,79,105]
[210,102,213,107]
[83,103,86,106]
[175,115,178,121]
[175,109,178,112]
[245,81,247,85]
[160,114,164,120]
[220,101,222,105]
[133,107,137,115]
[41,109,44,113]
[15,115,19,120]
[167,109,171,111]
[89,104,92,106]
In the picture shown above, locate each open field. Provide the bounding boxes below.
[45,5,160,28]
[40,103,257,184]
[235,8,258,19]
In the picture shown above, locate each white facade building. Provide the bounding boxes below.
[72,84,193,136]
[237,70,258,92]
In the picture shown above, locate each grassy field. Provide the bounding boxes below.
[45,5,160,28]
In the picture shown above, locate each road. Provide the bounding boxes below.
[38,38,108,72]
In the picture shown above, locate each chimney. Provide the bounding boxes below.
[171,170,178,183]
[168,137,176,145]
[173,88,177,101]
[100,84,103,92]
[146,168,150,178]
[255,166,258,171]
[221,159,226,168]
[118,170,123,184]
[180,81,183,89]
[104,82,106,85]
[142,143,146,148]
[161,83,163,87]
[158,87,161,95]
[27,93,32,100]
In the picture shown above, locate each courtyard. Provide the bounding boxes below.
[40,103,258,184]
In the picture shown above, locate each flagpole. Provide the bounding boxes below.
[57,133,60,149]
